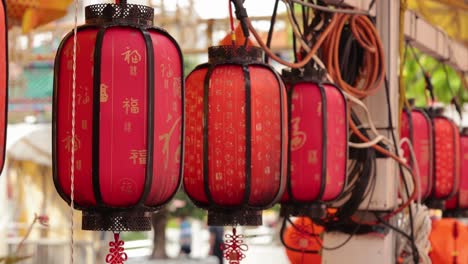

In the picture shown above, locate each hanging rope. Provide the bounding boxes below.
[70,0,78,263]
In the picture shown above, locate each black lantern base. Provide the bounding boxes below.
[208,209,262,226]
[425,199,445,210]
[280,204,327,218]
[82,210,152,231]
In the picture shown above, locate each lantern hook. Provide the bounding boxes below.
[230,0,250,40]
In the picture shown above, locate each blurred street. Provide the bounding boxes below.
[125,221,289,264]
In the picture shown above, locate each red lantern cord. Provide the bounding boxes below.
[221,228,248,264]
[106,233,128,264]
[228,0,236,44]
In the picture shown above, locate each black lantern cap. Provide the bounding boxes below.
[462,127,468,136]
[208,46,264,64]
[280,204,326,218]
[208,209,262,226]
[281,65,327,84]
[82,211,152,231]
[85,2,154,26]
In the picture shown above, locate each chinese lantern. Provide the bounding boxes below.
[428,109,460,204]
[183,45,287,226]
[53,0,183,237]
[282,217,323,264]
[0,0,6,175]
[400,107,433,201]
[446,128,468,213]
[280,69,348,216]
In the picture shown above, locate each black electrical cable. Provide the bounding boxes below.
[265,0,280,63]
[384,77,420,264]
[408,44,435,102]
[311,111,377,232]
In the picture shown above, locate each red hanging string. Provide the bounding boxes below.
[228,0,236,44]
[221,227,248,264]
[106,233,128,264]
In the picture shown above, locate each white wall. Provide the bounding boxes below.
[0,164,8,256]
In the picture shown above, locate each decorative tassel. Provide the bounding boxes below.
[221,227,248,264]
[106,233,127,264]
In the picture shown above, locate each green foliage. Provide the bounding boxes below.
[403,48,467,107]
[121,231,147,241]
[184,55,203,76]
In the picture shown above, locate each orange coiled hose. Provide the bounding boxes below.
[321,14,385,99]
[321,14,417,223]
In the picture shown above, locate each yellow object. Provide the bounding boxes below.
[6,0,73,33]
[408,0,468,46]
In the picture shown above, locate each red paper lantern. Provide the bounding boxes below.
[429,110,460,202]
[459,129,468,208]
[0,0,7,175]
[280,69,348,216]
[400,107,434,200]
[53,2,183,231]
[446,128,468,212]
[183,46,287,226]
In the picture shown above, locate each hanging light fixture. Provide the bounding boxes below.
[427,108,460,207]
[280,68,348,216]
[400,105,434,201]
[0,0,7,175]
[184,45,287,226]
[445,128,468,215]
[53,0,183,249]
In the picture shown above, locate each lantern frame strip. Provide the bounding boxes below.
[53,25,185,213]
[184,60,287,213]
[429,114,460,201]
[92,26,106,207]
[402,107,434,200]
[0,0,8,175]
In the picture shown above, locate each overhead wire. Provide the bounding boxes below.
[286,0,370,15]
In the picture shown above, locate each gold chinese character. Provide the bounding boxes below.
[130,65,137,76]
[129,150,138,164]
[290,117,307,151]
[67,60,73,71]
[308,150,317,164]
[77,86,90,105]
[100,84,109,102]
[76,160,82,170]
[124,122,132,133]
[317,102,322,116]
[123,98,130,114]
[138,150,147,165]
[62,134,81,152]
[173,77,182,98]
[159,117,181,169]
[160,63,174,78]
[121,47,142,64]
[166,113,173,123]
[82,120,88,130]
[123,98,139,114]
[130,98,139,114]
[129,149,146,165]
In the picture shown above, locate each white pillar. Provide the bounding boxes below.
[323,0,400,263]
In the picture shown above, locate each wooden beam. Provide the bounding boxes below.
[404,10,468,72]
